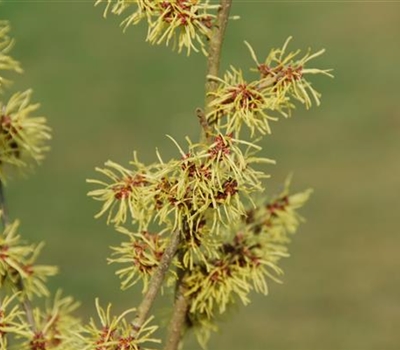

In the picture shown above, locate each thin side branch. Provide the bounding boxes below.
[205,0,233,117]
[131,229,181,337]
[16,279,36,330]
[0,180,9,228]
[196,108,208,136]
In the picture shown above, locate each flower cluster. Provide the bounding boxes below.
[0,293,27,348]
[0,220,58,299]
[109,227,170,292]
[183,183,312,346]
[207,67,278,136]
[0,20,51,181]
[0,18,81,350]
[88,135,274,267]
[87,153,162,228]
[87,6,332,349]
[0,291,82,350]
[0,20,22,91]
[207,37,332,136]
[21,292,81,350]
[95,0,219,54]
[0,90,51,181]
[78,299,159,350]
[157,135,272,239]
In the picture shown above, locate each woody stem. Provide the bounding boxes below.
[201,0,233,141]
[131,229,180,338]
[165,1,233,349]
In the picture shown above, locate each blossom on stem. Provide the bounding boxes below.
[154,134,274,266]
[146,0,217,55]
[207,38,332,136]
[78,299,159,350]
[244,178,313,246]
[0,220,58,299]
[247,36,333,109]
[160,134,272,229]
[17,291,82,350]
[88,135,274,268]
[183,182,312,348]
[87,154,165,228]
[0,293,27,348]
[207,67,278,135]
[0,90,51,181]
[0,20,22,91]
[95,0,218,55]
[109,227,170,292]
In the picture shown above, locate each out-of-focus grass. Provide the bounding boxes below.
[1,1,400,349]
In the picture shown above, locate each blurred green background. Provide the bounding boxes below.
[1,1,400,349]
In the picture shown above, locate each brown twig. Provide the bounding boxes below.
[16,279,36,330]
[165,1,233,349]
[200,0,233,142]
[164,283,189,350]
[0,180,9,228]
[204,0,233,127]
[196,107,209,138]
[131,229,181,338]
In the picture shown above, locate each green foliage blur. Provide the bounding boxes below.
[1,1,400,349]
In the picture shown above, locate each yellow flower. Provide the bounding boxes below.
[96,0,219,55]
[17,291,82,350]
[247,37,333,109]
[0,20,22,91]
[79,299,159,350]
[0,220,58,298]
[207,39,332,137]
[207,67,278,135]
[109,227,170,292]
[0,90,51,181]
[146,0,217,55]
